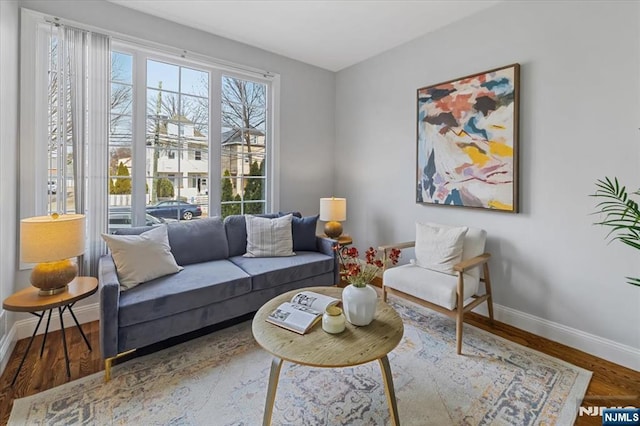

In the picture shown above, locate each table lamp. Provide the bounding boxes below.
[20,213,86,295]
[319,197,346,239]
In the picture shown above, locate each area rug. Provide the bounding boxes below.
[9,297,591,425]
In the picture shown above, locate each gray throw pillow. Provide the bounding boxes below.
[244,214,295,257]
[102,225,183,290]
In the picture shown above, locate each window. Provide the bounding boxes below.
[107,43,274,227]
[220,75,268,216]
[25,11,276,243]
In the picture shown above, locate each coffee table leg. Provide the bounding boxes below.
[263,356,283,426]
[378,355,400,426]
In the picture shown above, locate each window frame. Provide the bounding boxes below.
[112,41,277,225]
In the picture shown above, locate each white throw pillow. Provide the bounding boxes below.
[244,214,295,258]
[414,222,468,275]
[102,225,183,290]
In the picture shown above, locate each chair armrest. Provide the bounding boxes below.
[453,253,491,273]
[317,236,340,285]
[378,241,416,251]
[98,254,121,359]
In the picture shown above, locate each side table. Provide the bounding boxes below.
[2,276,98,386]
[321,234,352,247]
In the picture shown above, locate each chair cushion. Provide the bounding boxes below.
[118,259,251,327]
[244,214,295,257]
[229,251,334,291]
[102,225,183,290]
[383,264,479,310]
[415,222,468,275]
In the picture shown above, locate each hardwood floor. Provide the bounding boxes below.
[0,314,638,425]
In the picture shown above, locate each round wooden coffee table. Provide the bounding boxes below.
[252,286,404,426]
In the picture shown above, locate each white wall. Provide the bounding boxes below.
[0,0,20,374]
[336,1,640,367]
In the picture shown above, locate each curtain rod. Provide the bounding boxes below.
[38,12,275,79]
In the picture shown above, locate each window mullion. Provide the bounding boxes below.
[131,50,147,226]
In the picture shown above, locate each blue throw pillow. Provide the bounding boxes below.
[292,215,319,252]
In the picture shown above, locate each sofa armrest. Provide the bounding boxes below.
[98,254,121,359]
[317,236,340,285]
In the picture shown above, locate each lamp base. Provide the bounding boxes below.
[30,259,77,296]
[324,221,343,239]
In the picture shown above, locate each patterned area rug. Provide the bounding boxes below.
[9,298,591,425]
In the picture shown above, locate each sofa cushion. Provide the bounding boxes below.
[118,259,251,327]
[165,217,229,265]
[244,214,295,257]
[114,217,229,265]
[229,251,334,291]
[383,264,479,310]
[292,215,319,252]
[102,225,183,290]
[224,212,301,257]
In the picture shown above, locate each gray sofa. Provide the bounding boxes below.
[98,213,338,379]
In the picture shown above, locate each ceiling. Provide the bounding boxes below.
[107,0,501,72]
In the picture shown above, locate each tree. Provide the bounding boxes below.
[156,178,175,199]
[112,162,132,194]
[221,77,266,165]
[221,169,241,217]
[243,161,265,214]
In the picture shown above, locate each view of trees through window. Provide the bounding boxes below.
[46,33,77,215]
[105,47,270,233]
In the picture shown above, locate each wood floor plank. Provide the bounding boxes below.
[0,316,637,425]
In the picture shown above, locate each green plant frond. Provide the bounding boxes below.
[592,177,640,287]
[619,238,640,250]
[625,277,640,287]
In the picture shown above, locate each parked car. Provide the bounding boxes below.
[146,200,202,220]
[108,208,165,234]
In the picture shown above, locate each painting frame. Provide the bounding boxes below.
[416,63,520,213]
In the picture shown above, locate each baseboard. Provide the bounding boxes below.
[0,302,100,378]
[0,323,17,379]
[473,303,640,371]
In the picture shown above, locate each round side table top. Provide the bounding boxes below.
[252,286,404,368]
[2,276,98,312]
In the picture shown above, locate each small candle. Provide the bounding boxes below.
[322,306,346,334]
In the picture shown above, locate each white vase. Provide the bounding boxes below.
[342,284,378,326]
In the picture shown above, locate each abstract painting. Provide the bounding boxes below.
[416,64,520,212]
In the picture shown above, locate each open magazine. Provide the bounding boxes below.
[266,290,340,334]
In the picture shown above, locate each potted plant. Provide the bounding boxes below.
[591,177,640,287]
[336,245,401,325]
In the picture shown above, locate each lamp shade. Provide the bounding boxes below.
[21,214,86,263]
[319,197,347,222]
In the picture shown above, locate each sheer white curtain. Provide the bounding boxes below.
[63,26,110,276]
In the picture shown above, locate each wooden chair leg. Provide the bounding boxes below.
[456,273,464,355]
[483,263,495,324]
[383,285,388,302]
